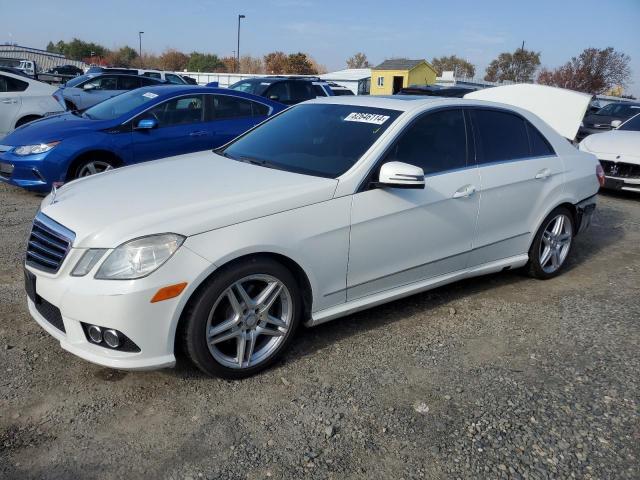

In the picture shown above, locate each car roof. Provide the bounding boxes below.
[306,94,451,112]
[130,86,285,106]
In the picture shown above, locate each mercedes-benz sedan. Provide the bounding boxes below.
[24,87,600,378]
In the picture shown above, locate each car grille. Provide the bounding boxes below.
[26,213,75,273]
[599,160,640,179]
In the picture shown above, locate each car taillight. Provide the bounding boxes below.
[596,163,605,187]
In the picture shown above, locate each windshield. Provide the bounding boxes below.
[82,89,160,120]
[619,113,640,131]
[595,103,640,117]
[229,79,266,95]
[65,74,91,88]
[221,104,401,178]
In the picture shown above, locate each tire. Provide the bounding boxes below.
[525,206,574,279]
[72,157,117,179]
[182,257,302,379]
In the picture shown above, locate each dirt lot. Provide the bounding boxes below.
[0,182,638,480]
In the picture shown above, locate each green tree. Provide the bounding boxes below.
[187,52,222,72]
[485,47,541,83]
[45,38,108,61]
[431,55,475,77]
[287,52,317,75]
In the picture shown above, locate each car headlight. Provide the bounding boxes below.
[14,141,60,156]
[94,233,185,280]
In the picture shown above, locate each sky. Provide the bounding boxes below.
[4,0,640,95]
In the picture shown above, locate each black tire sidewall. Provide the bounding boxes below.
[184,258,302,379]
[527,206,574,280]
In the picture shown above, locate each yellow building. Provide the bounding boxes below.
[370,59,437,95]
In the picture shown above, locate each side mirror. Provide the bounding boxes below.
[611,120,622,129]
[135,118,158,130]
[377,161,425,189]
[83,83,96,91]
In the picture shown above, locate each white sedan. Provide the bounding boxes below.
[24,86,600,378]
[579,113,640,193]
[0,70,65,139]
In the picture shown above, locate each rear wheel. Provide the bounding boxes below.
[182,258,302,379]
[525,207,574,279]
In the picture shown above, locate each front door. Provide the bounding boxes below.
[392,76,404,94]
[347,108,480,301]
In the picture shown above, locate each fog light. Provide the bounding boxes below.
[87,325,102,343]
[103,329,120,348]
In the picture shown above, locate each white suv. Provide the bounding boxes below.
[24,85,600,378]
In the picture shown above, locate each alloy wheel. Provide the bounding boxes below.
[77,161,114,177]
[539,213,573,274]
[205,274,292,369]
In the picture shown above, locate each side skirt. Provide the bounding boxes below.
[305,254,529,327]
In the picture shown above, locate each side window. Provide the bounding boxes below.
[211,95,253,119]
[84,76,118,90]
[0,75,28,92]
[251,102,270,117]
[143,72,161,79]
[140,77,159,86]
[118,76,141,90]
[289,82,315,103]
[313,84,327,97]
[377,76,384,87]
[471,109,529,163]
[385,109,467,175]
[265,82,291,103]
[145,95,204,127]
[165,74,184,85]
[526,122,555,157]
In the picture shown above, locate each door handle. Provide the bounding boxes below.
[189,131,208,137]
[452,185,476,199]
[535,168,551,180]
[0,98,17,104]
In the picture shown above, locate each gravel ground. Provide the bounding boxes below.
[0,182,638,480]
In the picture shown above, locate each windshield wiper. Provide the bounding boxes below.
[236,155,286,172]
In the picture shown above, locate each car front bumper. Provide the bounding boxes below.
[0,149,54,192]
[25,245,213,370]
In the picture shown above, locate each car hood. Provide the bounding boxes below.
[581,130,640,160]
[3,112,114,145]
[40,151,338,248]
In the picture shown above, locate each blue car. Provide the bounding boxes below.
[0,86,286,192]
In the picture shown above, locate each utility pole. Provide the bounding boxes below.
[237,15,245,73]
[138,31,144,66]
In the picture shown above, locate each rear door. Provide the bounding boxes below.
[205,94,271,147]
[0,74,26,136]
[132,94,207,162]
[468,107,562,266]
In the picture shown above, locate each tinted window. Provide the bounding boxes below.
[289,82,315,103]
[620,114,640,131]
[265,82,291,103]
[472,109,529,163]
[252,102,269,116]
[142,72,161,79]
[385,109,467,175]
[145,95,204,127]
[526,122,554,156]
[84,75,118,90]
[0,74,28,92]
[332,89,354,96]
[139,77,159,86]
[313,85,327,97]
[212,95,253,119]
[165,73,185,85]
[596,103,640,118]
[66,74,91,88]
[222,104,401,178]
[118,76,141,90]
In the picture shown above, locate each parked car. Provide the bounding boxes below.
[579,113,640,193]
[138,70,191,85]
[327,82,354,96]
[85,66,139,75]
[577,101,640,141]
[0,71,65,139]
[46,65,84,77]
[181,75,198,85]
[0,86,284,192]
[398,85,478,97]
[22,85,600,378]
[56,73,164,111]
[228,76,333,105]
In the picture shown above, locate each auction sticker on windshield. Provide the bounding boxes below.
[344,112,390,125]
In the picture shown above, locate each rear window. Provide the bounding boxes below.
[471,109,530,164]
[221,104,401,178]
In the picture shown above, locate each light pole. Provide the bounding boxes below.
[237,14,245,73]
[138,31,144,64]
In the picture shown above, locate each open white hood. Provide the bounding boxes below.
[465,84,591,140]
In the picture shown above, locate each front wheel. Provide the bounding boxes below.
[525,207,574,279]
[182,258,302,379]
[73,158,116,179]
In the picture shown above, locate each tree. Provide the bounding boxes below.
[287,52,317,75]
[219,56,237,73]
[264,51,289,74]
[431,55,475,77]
[46,38,108,61]
[102,46,138,67]
[485,47,541,83]
[156,49,189,71]
[308,56,327,74]
[187,52,222,72]
[346,52,371,69]
[537,47,631,95]
[239,55,263,74]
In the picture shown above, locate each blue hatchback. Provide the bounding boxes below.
[0,86,286,192]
